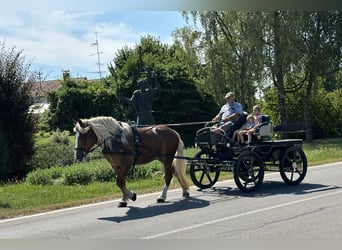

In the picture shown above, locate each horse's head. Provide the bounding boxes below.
[73,119,97,162]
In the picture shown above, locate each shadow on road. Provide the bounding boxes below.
[98,196,209,223]
[98,182,341,223]
[199,181,341,199]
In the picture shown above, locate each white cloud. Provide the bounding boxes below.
[1,10,185,79]
[0,11,142,78]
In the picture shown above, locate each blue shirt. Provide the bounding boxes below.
[218,102,243,122]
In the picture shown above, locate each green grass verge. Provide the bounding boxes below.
[1,138,342,219]
[303,138,342,165]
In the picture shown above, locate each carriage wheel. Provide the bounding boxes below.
[280,146,307,185]
[233,151,264,193]
[189,151,220,189]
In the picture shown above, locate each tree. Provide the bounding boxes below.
[46,77,121,131]
[299,11,342,142]
[262,11,307,128]
[108,36,217,146]
[180,11,265,110]
[265,11,342,141]
[0,42,36,181]
[178,11,342,141]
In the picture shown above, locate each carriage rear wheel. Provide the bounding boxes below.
[279,146,307,185]
[189,151,220,189]
[233,151,264,193]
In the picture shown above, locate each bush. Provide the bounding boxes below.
[26,167,63,185]
[0,124,9,180]
[29,141,74,170]
[26,163,111,186]
[49,130,70,145]
[0,42,36,181]
[93,164,115,182]
[127,163,162,180]
[63,165,93,185]
[26,169,51,185]
[25,160,164,186]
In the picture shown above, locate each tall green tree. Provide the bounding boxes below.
[265,11,342,141]
[46,77,120,131]
[263,11,306,127]
[180,11,342,142]
[180,11,265,110]
[299,11,342,142]
[0,42,36,181]
[108,36,217,146]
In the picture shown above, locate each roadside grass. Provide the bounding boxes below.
[303,138,342,165]
[1,138,341,219]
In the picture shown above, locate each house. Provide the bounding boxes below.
[29,73,88,115]
[29,79,62,115]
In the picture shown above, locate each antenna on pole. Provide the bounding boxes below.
[90,31,103,78]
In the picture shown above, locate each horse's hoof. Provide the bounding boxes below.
[157,198,165,203]
[118,201,127,207]
[183,191,190,198]
[131,192,137,201]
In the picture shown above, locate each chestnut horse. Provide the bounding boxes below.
[73,116,190,207]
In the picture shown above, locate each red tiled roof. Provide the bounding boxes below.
[31,80,62,98]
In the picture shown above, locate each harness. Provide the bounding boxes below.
[101,123,141,170]
[76,123,151,173]
[130,124,141,168]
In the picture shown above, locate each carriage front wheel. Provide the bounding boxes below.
[233,151,264,192]
[189,150,220,189]
[280,146,307,185]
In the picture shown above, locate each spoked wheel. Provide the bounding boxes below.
[280,146,307,185]
[233,151,264,193]
[189,151,220,189]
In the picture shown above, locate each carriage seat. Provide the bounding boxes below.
[195,127,227,150]
[255,115,272,141]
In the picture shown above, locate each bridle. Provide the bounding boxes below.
[75,129,100,160]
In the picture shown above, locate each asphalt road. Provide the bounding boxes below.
[0,162,341,239]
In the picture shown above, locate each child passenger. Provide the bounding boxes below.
[235,115,256,145]
[232,105,262,146]
[246,105,262,145]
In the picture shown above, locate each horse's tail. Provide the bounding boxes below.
[173,132,189,192]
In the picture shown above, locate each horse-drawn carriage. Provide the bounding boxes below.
[74,115,307,207]
[188,115,308,192]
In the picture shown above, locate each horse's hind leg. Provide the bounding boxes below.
[157,161,173,203]
[173,169,190,198]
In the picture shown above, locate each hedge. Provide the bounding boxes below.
[25,160,163,186]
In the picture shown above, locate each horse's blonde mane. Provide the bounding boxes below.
[78,116,131,150]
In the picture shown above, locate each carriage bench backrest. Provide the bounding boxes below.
[273,121,306,133]
[273,121,306,138]
[257,115,272,139]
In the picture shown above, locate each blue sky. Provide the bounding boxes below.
[1,2,190,80]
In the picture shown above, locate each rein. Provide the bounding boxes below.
[136,121,214,127]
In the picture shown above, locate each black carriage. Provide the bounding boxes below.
[188,115,308,192]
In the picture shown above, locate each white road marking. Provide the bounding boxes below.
[142,188,342,239]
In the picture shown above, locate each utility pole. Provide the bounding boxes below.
[90,31,103,78]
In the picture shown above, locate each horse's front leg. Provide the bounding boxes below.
[157,184,169,203]
[116,179,137,207]
[114,166,137,207]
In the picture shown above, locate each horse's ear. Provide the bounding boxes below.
[76,119,84,127]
